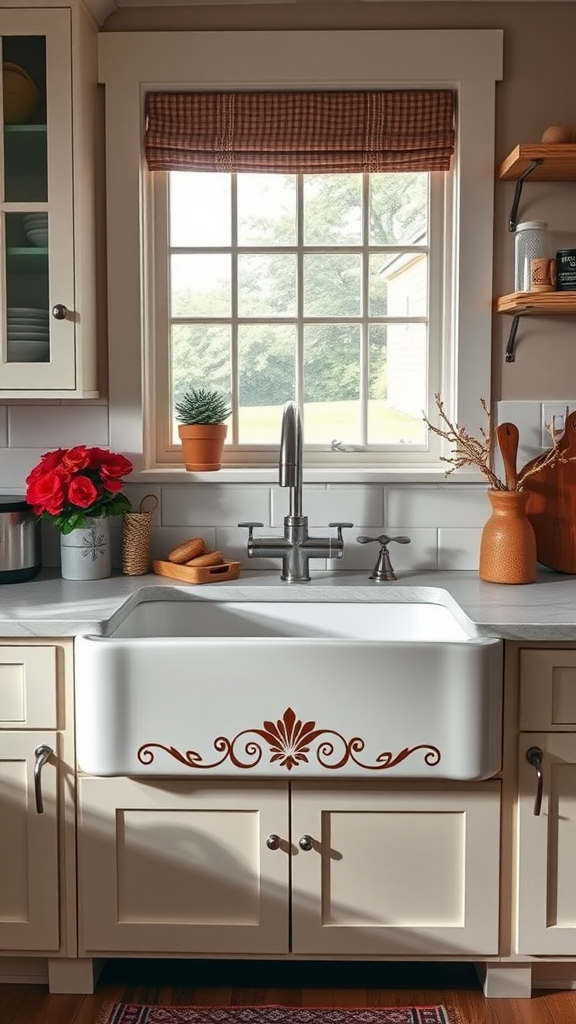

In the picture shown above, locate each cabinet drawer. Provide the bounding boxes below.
[0,647,57,729]
[519,649,576,731]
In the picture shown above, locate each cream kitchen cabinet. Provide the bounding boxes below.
[0,639,85,996]
[77,777,501,959]
[0,731,59,949]
[517,648,576,955]
[0,645,60,950]
[0,2,98,397]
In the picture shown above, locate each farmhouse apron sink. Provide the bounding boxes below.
[75,594,503,781]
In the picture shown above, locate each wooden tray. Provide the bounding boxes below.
[152,559,242,585]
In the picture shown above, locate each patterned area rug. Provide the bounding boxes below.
[98,1004,453,1024]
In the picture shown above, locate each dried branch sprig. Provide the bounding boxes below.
[424,394,576,491]
[517,437,574,489]
[424,394,503,489]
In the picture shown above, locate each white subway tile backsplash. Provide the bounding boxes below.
[438,528,482,571]
[271,483,383,527]
[271,484,325,525]
[161,484,271,527]
[385,485,487,528]
[0,448,41,491]
[33,481,487,572]
[8,404,110,448]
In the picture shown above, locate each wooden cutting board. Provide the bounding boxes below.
[523,409,576,573]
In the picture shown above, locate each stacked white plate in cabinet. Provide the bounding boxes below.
[22,212,48,248]
[7,306,49,361]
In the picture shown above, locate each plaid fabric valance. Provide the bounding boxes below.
[144,90,456,173]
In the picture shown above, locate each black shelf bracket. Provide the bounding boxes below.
[509,159,544,231]
[505,314,522,363]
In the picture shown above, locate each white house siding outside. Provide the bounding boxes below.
[386,254,427,423]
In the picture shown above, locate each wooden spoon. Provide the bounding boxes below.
[497,421,520,491]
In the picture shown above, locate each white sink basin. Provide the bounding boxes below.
[75,594,503,782]
[107,599,473,642]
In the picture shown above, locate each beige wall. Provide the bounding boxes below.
[101,2,576,405]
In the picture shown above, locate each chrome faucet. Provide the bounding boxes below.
[239,401,353,582]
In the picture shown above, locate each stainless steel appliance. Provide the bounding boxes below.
[0,496,41,582]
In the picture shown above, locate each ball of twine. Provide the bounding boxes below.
[122,494,158,575]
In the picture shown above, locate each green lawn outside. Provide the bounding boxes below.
[236,400,425,446]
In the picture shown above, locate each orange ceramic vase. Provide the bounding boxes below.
[479,489,537,584]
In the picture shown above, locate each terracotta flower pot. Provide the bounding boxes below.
[178,423,228,472]
[479,489,537,585]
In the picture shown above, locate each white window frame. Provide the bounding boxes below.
[99,29,503,482]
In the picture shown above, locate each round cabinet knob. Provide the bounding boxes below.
[51,303,68,321]
[298,834,314,851]
[266,834,281,850]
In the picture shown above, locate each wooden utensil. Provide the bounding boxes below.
[497,421,520,491]
[522,410,576,573]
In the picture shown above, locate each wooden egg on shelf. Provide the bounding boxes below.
[541,123,572,144]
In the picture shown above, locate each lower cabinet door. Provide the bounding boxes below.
[517,733,576,954]
[290,781,501,956]
[0,731,59,950]
[77,777,289,954]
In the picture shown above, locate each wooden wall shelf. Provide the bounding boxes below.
[499,143,576,182]
[497,144,576,360]
[496,292,576,315]
[498,143,576,232]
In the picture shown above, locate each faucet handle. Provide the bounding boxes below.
[329,521,354,544]
[357,534,411,547]
[356,534,411,582]
[238,521,264,541]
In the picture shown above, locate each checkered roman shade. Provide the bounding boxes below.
[144,90,456,173]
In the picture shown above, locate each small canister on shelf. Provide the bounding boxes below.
[514,221,552,293]
[556,249,576,292]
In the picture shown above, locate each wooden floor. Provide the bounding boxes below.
[1,960,576,1024]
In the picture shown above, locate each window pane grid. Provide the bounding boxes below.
[167,171,432,452]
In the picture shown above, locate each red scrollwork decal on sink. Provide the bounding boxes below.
[137,706,441,772]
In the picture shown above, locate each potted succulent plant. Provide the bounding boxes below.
[175,386,232,471]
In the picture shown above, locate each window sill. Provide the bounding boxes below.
[128,466,487,486]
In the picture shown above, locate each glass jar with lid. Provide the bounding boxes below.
[514,221,551,292]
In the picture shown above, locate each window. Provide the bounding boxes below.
[157,168,443,463]
[100,29,503,477]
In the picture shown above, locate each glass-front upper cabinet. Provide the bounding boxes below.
[0,7,97,396]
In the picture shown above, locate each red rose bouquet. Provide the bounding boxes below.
[26,445,133,534]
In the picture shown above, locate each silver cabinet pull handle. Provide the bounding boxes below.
[34,744,53,814]
[266,834,281,850]
[526,745,544,816]
[51,303,68,321]
[298,834,314,851]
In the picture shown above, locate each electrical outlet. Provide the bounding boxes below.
[541,403,569,447]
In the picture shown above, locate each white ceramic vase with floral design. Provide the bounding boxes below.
[60,516,111,581]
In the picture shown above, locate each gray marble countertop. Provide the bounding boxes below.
[1,567,576,641]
